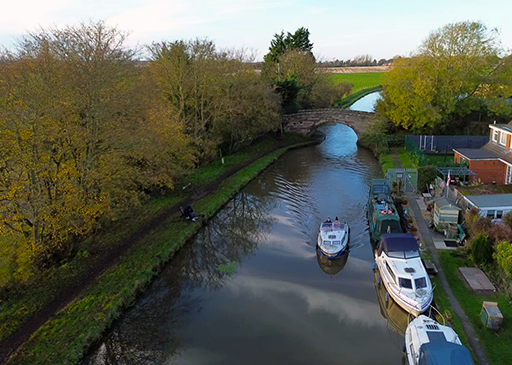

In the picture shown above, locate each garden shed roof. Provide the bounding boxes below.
[465,194,512,209]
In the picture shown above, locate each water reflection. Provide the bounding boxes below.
[348,91,382,112]
[84,124,402,365]
[374,268,410,335]
[316,247,349,276]
[83,191,275,365]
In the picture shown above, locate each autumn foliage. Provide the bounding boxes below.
[0,22,283,289]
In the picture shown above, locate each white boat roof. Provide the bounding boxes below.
[389,257,429,281]
[409,315,461,345]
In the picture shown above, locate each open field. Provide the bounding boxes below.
[322,66,391,73]
[331,72,388,91]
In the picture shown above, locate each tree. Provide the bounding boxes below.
[471,233,493,266]
[495,241,512,277]
[377,21,512,133]
[263,27,313,63]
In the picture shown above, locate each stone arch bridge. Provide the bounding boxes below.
[284,109,374,136]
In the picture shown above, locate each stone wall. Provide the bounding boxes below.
[284,109,374,136]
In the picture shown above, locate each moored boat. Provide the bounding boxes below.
[367,179,402,244]
[375,233,433,317]
[317,221,349,259]
[404,315,473,364]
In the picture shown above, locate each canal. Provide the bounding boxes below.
[349,91,382,112]
[83,124,406,365]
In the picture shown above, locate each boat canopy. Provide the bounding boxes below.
[320,222,346,231]
[378,234,420,259]
[418,342,473,365]
[370,179,391,196]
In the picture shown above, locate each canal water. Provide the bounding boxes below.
[83,124,406,365]
[349,91,382,112]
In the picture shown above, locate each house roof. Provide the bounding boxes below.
[465,194,512,209]
[481,142,512,165]
[457,184,512,196]
[453,148,497,160]
[490,123,512,133]
[434,197,461,210]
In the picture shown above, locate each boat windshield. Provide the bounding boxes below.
[379,220,401,234]
[321,222,345,231]
[372,185,390,195]
[387,249,420,259]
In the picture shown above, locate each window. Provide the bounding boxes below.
[497,211,504,219]
[399,277,413,289]
[385,262,396,283]
[415,277,427,289]
[493,129,499,142]
[501,132,507,146]
[486,210,496,218]
[379,220,402,234]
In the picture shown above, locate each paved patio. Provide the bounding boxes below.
[459,267,496,292]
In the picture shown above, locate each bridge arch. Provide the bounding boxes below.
[284,109,374,136]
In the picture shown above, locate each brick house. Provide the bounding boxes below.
[453,123,512,184]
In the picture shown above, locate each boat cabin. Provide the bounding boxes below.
[378,234,428,291]
[319,222,347,247]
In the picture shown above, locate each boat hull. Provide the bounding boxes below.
[318,244,348,259]
[375,255,432,317]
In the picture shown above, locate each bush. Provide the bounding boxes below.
[488,223,512,245]
[504,211,512,230]
[471,233,493,266]
[417,165,437,192]
[494,241,512,278]
[401,197,408,205]
[470,217,493,237]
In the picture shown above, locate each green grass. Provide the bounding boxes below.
[438,250,512,365]
[5,139,318,364]
[0,133,307,346]
[426,154,457,166]
[379,153,395,174]
[431,277,476,362]
[338,86,382,108]
[330,72,388,91]
[398,150,416,169]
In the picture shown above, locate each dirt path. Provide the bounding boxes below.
[0,137,318,364]
[407,195,490,365]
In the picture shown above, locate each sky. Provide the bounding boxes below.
[1,0,511,61]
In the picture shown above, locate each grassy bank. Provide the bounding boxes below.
[379,153,394,174]
[5,137,317,364]
[0,134,306,345]
[338,86,382,108]
[398,150,416,169]
[438,250,512,365]
[330,72,388,91]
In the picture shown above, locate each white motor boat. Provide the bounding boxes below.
[405,315,473,365]
[317,221,349,259]
[375,234,433,317]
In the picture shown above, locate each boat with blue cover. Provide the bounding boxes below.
[405,315,473,364]
[375,234,433,316]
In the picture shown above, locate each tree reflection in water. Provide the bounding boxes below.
[83,191,275,365]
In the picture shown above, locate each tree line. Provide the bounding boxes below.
[317,55,395,67]
[0,22,341,290]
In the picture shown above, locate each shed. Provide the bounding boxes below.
[433,197,461,227]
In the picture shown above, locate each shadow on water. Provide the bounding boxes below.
[83,124,403,365]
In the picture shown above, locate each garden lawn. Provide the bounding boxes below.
[426,154,456,166]
[398,150,416,169]
[379,153,394,174]
[330,72,388,91]
[438,250,512,365]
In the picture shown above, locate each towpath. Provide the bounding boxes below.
[406,194,490,365]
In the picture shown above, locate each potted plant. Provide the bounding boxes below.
[401,197,408,206]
